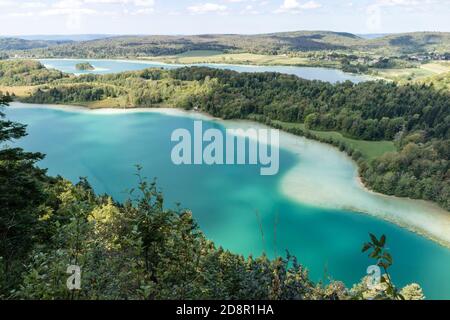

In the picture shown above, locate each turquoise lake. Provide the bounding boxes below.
[39,59,371,83]
[5,102,450,299]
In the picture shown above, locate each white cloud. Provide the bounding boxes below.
[372,0,448,10]
[30,0,95,31]
[275,0,322,13]
[365,0,445,31]
[4,0,156,21]
[0,0,14,7]
[133,0,154,7]
[20,1,47,9]
[239,4,261,15]
[84,0,154,5]
[375,0,423,6]
[80,0,157,16]
[132,7,154,14]
[40,0,96,15]
[188,3,227,14]
[83,0,126,3]
[8,12,35,17]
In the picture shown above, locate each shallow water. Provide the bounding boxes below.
[39,58,371,83]
[5,102,450,299]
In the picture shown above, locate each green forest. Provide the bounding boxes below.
[2,31,449,57]
[1,60,448,211]
[0,94,425,300]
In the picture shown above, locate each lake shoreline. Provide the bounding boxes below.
[36,57,373,82]
[34,57,389,81]
[9,101,450,249]
[37,56,344,69]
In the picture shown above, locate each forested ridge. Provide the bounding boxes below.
[0,37,69,51]
[2,31,449,58]
[1,60,447,210]
[0,94,424,300]
[0,60,67,85]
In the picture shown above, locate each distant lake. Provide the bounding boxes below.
[5,102,450,299]
[39,59,371,83]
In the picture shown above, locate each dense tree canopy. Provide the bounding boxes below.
[0,60,66,86]
[0,93,49,293]
[5,31,450,59]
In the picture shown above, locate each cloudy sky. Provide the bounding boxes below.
[0,0,449,36]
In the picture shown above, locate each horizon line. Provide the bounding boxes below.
[1,30,449,38]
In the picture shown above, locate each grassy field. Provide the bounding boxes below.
[372,61,450,83]
[372,67,433,82]
[0,85,36,97]
[273,120,396,160]
[421,61,450,73]
[176,50,224,58]
[420,71,450,90]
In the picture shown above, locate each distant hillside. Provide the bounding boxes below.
[360,32,450,55]
[3,31,450,58]
[16,34,114,42]
[0,37,70,51]
[3,31,364,58]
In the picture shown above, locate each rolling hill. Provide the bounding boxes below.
[0,37,70,51]
[1,31,449,58]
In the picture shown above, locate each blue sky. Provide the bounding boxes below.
[0,0,449,35]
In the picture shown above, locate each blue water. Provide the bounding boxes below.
[39,59,371,83]
[5,103,450,299]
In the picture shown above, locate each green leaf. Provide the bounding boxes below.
[369,233,379,246]
[383,253,393,264]
[362,243,371,252]
[379,235,386,247]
